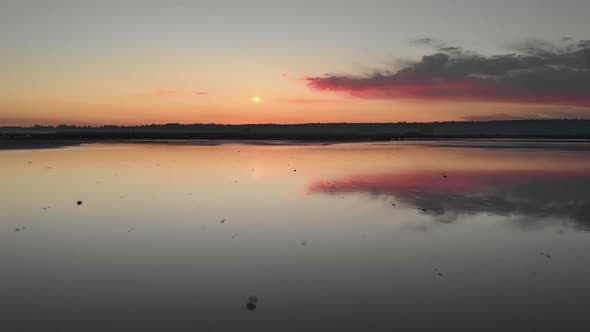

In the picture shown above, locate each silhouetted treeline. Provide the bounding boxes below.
[1,120,590,140]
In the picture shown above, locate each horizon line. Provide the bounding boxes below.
[3,118,590,129]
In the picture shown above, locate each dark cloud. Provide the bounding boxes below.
[462,107,590,121]
[461,113,535,121]
[437,46,462,52]
[409,37,437,45]
[306,39,590,106]
[307,170,590,231]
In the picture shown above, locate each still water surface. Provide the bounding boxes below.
[1,141,590,331]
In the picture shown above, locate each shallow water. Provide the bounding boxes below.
[1,141,590,331]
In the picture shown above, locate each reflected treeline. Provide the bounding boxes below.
[308,170,590,230]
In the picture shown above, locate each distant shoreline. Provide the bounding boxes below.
[2,120,590,144]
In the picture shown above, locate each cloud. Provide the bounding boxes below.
[306,39,590,106]
[140,90,209,97]
[275,97,341,105]
[307,170,590,230]
[461,113,534,121]
[462,106,590,121]
[409,37,444,48]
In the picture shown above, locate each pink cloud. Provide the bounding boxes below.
[276,97,341,105]
[306,76,590,106]
[141,90,209,97]
[305,39,590,107]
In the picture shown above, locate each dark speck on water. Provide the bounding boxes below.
[246,296,258,311]
[220,219,225,224]
[77,201,82,205]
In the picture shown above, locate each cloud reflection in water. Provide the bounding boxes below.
[308,170,590,230]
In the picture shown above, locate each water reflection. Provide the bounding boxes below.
[3,142,590,331]
[308,170,590,230]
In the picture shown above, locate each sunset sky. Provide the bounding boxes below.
[2,0,590,126]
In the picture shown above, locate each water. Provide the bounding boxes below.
[1,141,590,331]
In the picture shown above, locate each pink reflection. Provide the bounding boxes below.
[307,170,590,195]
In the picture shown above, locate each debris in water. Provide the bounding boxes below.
[220,219,226,224]
[540,252,552,259]
[77,201,83,205]
[300,240,308,246]
[246,296,258,311]
[434,268,443,277]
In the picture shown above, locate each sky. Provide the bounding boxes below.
[1,0,590,125]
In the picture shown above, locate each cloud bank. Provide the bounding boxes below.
[306,39,590,106]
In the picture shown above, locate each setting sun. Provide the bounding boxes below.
[251,96,262,104]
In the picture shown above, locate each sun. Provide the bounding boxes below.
[251,96,262,104]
